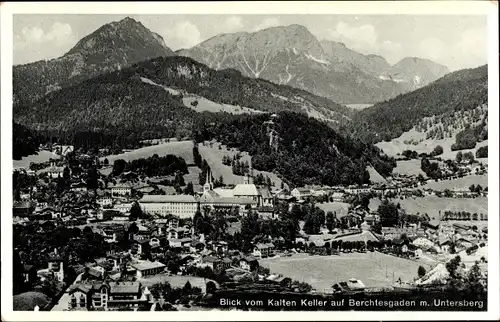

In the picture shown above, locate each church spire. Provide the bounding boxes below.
[203,168,212,193]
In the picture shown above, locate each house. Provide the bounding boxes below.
[257,186,274,207]
[68,281,151,311]
[22,264,37,285]
[253,242,275,258]
[98,197,113,208]
[239,256,259,271]
[113,202,132,214]
[167,227,189,240]
[364,214,379,226]
[200,256,224,271]
[439,239,453,253]
[71,182,88,193]
[168,237,192,249]
[412,237,434,250]
[111,183,132,196]
[130,240,150,256]
[331,192,345,202]
[131,261,166,278]
[210,241,229,255]
[46,165,65,179]
[291,188,312,200]
[13,201,34,217]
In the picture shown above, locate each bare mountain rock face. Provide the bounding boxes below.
[179,25,449,104]
[13,17,176,106]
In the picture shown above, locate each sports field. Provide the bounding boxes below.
[260,252,430,291]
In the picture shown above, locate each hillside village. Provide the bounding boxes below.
[13,137,488,311]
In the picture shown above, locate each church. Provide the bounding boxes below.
[198,169,274,216]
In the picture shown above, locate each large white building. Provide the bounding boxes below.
[111,183,132,196]
[138,195,199,219]
[199,170,277,214]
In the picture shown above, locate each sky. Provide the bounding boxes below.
[13,14,488,71]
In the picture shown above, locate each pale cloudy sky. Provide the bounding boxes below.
[13,14,488,71]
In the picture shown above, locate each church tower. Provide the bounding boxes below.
[203,169,212,193]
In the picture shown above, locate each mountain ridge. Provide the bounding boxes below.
[13,17,176,106]
[179,23,450,104]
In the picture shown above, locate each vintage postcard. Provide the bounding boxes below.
[1,1,498,321]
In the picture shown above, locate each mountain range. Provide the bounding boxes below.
[346,64,488,144]
[14,17,449,107]
[178,24,450,104]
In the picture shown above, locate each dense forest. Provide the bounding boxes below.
[111,154,188,178]
[192,111,395,186]
[345,65,488,143]
[13,56,352,141]
[13,122,40,160]
[451,118,488,151]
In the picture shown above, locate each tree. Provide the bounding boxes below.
[129,202,143,221]
[167,261,180,275]
[206,281,217,294]
[183,281,192,293]
[112,159,127,176]
[184,182,194,195]
[86,167,99,190]
[63,166,71,182]
[455,151,463,163]
[432,145,443,156]
[128,222,139,239]
[326,211,336,232]
[476,146,488,158]
[377,200,400,227]
[446,255,461,279]
[103,158,109,166]
[465,261,485,295]
[418,265,427,278]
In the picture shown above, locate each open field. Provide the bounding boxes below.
[98,139,284,187]
[367,166,387,183]
[376,126,488,161]
[260,252,431,290]
[140,76,262,115]
[100,140,195,164]
[198,141,284,187]
[393,160,426,177]
[369,196,488,219]
[182,96,263,115]
[138,274,216,292]
[423,175,488,190]
[13,150,60,169]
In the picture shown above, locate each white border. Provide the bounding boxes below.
[1,1,498,321]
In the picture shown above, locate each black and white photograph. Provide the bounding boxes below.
[1,1,498,321]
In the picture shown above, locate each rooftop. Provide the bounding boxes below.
[139,195,197,203]
[131,261,166,271]
[109,281,141,294]
[233,184,260,196]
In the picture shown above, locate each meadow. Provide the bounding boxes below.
[260,252,430,291]
[369,196,488,219]
[13,150,60,169]
[423,175,488,191]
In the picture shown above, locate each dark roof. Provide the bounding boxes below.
[23,264,34,272]
[109,282,141,294]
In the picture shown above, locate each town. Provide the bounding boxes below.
[13,139,488,311]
